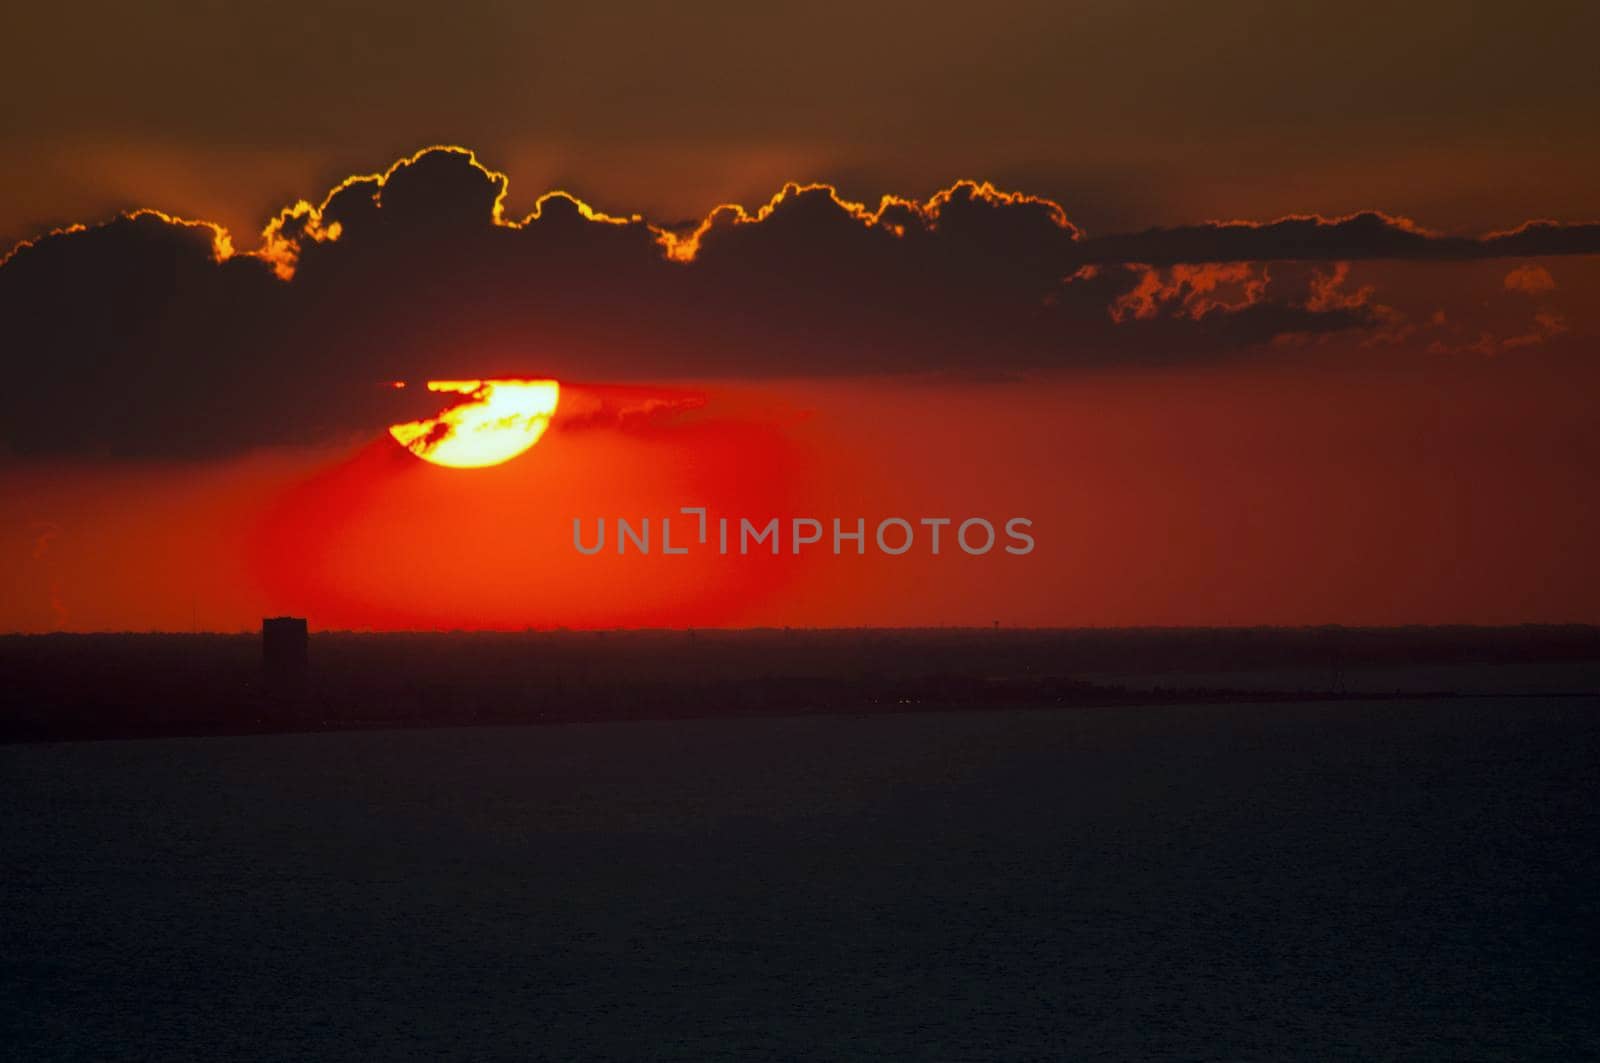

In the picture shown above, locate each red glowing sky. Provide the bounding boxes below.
[5,358,1596,632]
[2,0,1598,631]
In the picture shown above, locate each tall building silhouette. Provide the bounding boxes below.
[262,616,308,698]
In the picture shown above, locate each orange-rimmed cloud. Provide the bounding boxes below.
[8,145,1600,279]
[250,146,1084,278]
[0,146,1593,458]
[0,207,235,271]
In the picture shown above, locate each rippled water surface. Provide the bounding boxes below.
[3,699,1596,1060]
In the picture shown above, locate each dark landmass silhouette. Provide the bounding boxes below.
[2,625,1597,743]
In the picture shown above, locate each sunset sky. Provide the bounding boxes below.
[2,0,1597,631]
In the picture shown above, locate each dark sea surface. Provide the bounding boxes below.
[3,698,1596,1061]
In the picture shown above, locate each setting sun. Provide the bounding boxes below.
[388,379,560,468]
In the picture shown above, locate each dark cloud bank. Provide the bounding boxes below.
[3,148,1597,457]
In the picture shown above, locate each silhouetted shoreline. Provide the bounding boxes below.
[4,625,1596,744]
[2,685,1494,745]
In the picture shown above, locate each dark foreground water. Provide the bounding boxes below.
[3,699,1596,1061]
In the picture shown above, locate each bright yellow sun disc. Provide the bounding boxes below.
[388,379,560,468]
